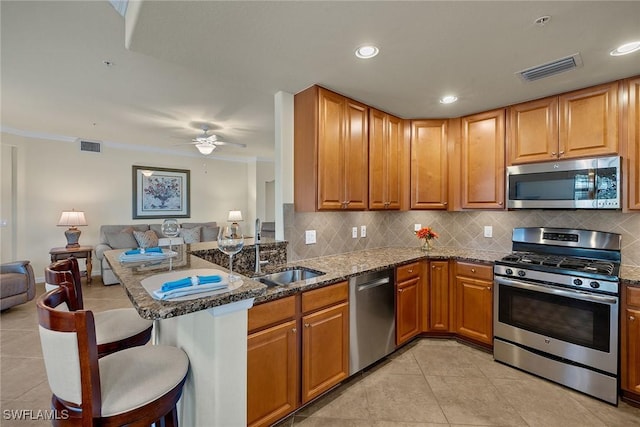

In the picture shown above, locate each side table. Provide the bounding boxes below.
[49,245,93,284]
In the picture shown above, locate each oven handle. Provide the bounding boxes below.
[495,277,618,305]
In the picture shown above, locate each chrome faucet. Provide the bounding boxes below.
[254,218,268,274]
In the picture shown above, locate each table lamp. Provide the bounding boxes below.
[57,209,87,248]
[227,210,243,226]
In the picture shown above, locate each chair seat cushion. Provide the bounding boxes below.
[93,309,153,345]
[99,345,189,417]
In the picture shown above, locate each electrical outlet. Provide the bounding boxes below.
[414,223,422,231]
[360,225,367,238]
[484,226,493,238]
[352,227,358,239]
[305,230,316,244]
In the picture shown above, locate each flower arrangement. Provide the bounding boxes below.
[415,226,439,251]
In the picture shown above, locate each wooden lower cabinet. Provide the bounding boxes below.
[622,285,640,404]
[396,262,421,345]
[247,296,298,427]
[301,282,349,404]
[454,262,493,346]
[429,260,451,331]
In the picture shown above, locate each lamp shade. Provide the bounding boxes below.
[57,210,87,227]
[196,143,215,155]
[227,210,243,222]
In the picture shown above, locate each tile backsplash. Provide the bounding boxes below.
[283,204,640,266]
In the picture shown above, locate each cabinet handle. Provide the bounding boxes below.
[471,268,476,273]
[559,151,565,156]
[631,316,636,321]
[443,202,448,205]
[551,152,557,156]
[304,323,310,328]
[487,287,491,291]
[292,328,297,333]
[432,265,436,269]
[408,269,413,273]
[498,201,503,206]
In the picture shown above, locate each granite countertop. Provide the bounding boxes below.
[106,244,640,318]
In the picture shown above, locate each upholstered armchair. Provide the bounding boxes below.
[1,260,36,310]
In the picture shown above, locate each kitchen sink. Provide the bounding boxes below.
[257,267,325,287]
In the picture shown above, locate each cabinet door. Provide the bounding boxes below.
[301,302,349,403]
[247,320,299,427]
[343,99,368,210]
[429,261,450,331]
[508,97,559,164]
[623,307,640,394]
[370,110,402,210]
[559,82,619,159]
[317,88,346,210]
[455,277,493,345]
[461,109,505,209]
[396,277,420,346]
[411,120,448,209]
[626,77,640,210]
[385,114,402,209]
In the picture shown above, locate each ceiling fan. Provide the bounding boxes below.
[187,126,247,155]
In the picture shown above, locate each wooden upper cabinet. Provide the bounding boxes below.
[369,108,402,210]
[294,86,368,211]
[625,77,640,211]
[410,120,448,209]
[559,82,619,159]
[508,96,559,164]
[461,109,505,209]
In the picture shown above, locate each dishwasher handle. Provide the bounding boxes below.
[356,277,390,292]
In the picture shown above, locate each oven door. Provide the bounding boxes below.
[494,276,618,374]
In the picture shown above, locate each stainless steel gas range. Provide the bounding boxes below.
[493,227,622,405]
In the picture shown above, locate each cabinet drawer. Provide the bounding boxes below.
[248,296,297,333]
[302,281,348,314]
[397,262,420,282]
[626,285,640,308]
[456,261,493,281]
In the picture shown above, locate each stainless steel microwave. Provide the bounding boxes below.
[507,156,621,209]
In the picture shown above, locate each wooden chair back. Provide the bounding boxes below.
[45,258,84,310]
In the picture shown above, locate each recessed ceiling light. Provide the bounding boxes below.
[439,95,458,104]
[534,15,551,26]
[610,41,640,56]
[355,45,379,59]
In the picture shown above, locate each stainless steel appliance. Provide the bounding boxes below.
[507,155,620,209]
[349,268,395,375]
[494,227,621,404]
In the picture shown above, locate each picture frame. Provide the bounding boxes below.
[132,165,190,219]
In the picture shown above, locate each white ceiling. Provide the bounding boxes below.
[2,1,640,161]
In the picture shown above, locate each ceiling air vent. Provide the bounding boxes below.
[517,53,583,82]
[79,140,102,153]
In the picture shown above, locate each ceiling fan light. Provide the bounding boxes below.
[196,143,215,155]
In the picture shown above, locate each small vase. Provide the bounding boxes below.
[421,239,433,252]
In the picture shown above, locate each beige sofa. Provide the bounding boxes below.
[95,222,218,285]
[1,260,36,310]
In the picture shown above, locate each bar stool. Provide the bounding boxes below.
[45,258,153,357]
[37,286,188,426]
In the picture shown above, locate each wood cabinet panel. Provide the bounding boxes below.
[247,320,299,427]
[317,89,346,210]
[342,100,369,210]
[410,120,449,209]
[508,97,558,164]
[455,262,493,281]
[455,277,493,345]
[559,82,619,158]
[396,262,420,282]
[396,276,420,346]
[301,302,349,403]
[429,261,450,331]
[461,109,505,209]
[248,296,296,333]
[302,281,348,314]
[369,108,402,209]
[623,306,640,395]
[625,77,640,210]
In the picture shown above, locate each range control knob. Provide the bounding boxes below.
[573,278,583,286]
[505,268,513,275]
[590,281,600,289]
[517,270,526,277]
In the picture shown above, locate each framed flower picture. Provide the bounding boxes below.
[132,166,190,219]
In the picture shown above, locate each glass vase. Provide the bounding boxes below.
[421,238,433,252]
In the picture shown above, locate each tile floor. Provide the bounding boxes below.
[2,280,639,427]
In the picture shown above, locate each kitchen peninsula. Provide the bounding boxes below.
[106,243,640,426]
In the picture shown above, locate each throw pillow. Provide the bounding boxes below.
[202,226,220,242]
[179,226,201,244]
[105,231,138,249]
[133,230,159,248]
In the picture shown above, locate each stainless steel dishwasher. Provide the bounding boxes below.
[349,268,395,375]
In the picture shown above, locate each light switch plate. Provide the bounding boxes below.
[484,226,493,238]
[305,230,316,244]
[360,225,367,238]
[352,227,358,239]
[414,223,422,231]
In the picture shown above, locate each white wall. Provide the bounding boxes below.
[1,132,250,278]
